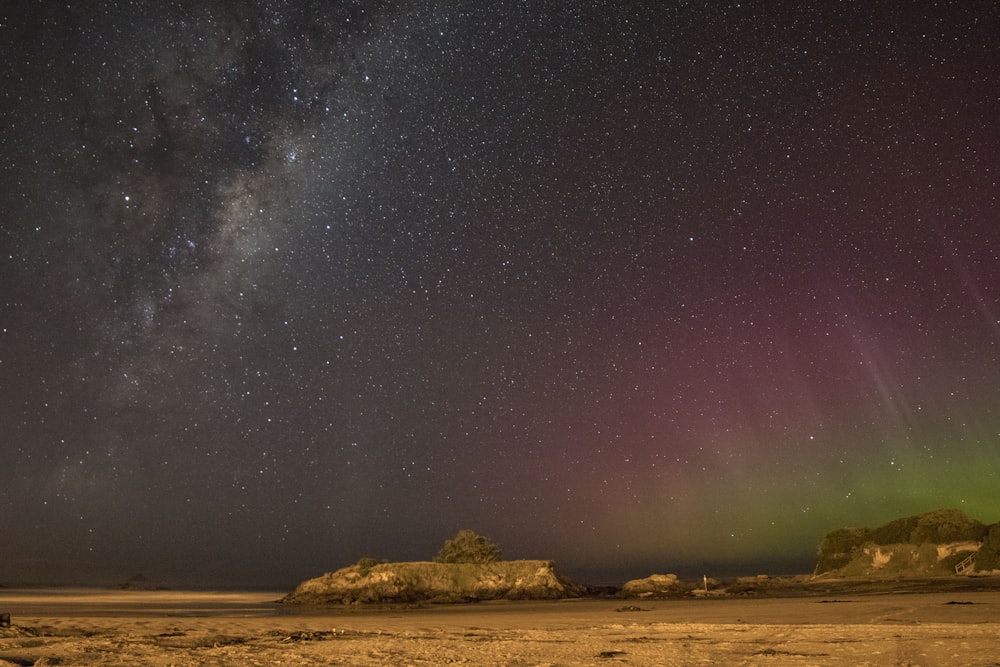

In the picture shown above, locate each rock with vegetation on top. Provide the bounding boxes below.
[814,508,993,577]
[282,560,583,605]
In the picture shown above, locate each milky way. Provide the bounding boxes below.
[2,2,999,587]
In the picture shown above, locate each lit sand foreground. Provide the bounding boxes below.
[1,588,999,665]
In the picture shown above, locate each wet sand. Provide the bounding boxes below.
[2,587,999,665]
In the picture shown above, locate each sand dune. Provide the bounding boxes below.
[1,588,998,665]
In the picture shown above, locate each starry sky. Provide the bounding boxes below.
[2,2,999,589]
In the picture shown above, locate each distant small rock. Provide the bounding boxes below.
[118,574,164,590]
[620,573,682,598]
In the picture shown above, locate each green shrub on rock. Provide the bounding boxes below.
[356,556,379,577]
[909,509,987,544]
[433,529,502,564]
[871,515,919,544]
[814,526,872,574]
[975,523,1000,571]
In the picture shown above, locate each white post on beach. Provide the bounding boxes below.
[703,575,708,593]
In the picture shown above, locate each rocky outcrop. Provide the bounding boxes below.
[814,509,993,577]
[282,560,583,605]
[818,541,982,578]
[620,573,682,597]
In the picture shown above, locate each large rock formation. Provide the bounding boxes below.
[814,508,996,577]
[282,560,583,605]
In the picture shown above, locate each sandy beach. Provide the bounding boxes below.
[2,587,999,665]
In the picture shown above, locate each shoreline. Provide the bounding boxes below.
[3,588,1000,665]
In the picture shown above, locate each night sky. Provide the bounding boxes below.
[2,2,999,589]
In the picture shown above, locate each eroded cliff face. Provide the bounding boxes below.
[282,560,583,604]
[814,509,994,577]
[818,541,982,578]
